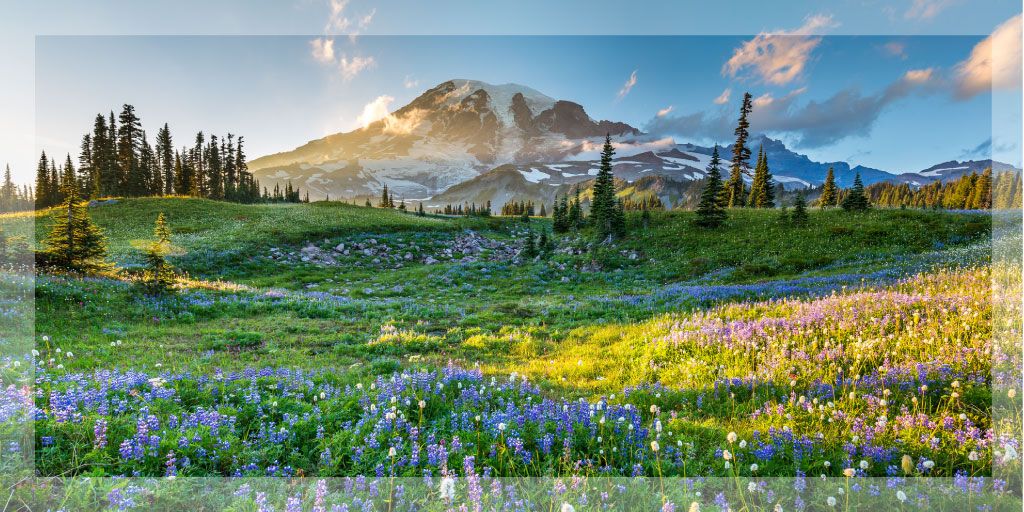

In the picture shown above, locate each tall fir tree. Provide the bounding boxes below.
[155,123,174,195]
[40,180,110,273]
[841,172,870,211]
[206,134,223,199]
[819,167,838,208]
[78,134,94,198]
[726,92,753,208]
[172,151,188,195]
[590,134,618,239]
[695,145,727,227]
[748,146,775,208]
[35,151,51,209]
[117,104,144,196]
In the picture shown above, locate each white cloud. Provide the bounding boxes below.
[403,75,420,89]
[955,14,1022,98]
[723,14,837,85]
[310,38,335,64]
[905,0,958,20]
[617,70,638,99]
[656,105,674,117]
[713,88,731,105]
[338,54,376,81]
[323,0,374,41]
[357,95,395,128]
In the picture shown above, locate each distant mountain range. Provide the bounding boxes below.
[249,79,1020,207]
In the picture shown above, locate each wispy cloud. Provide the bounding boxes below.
[905,0,958,20]
[882,41,907,59]
[954,14,1022,98]
[645,67,937,148]
[722,14,837,85]
[617,70,638,99]
[310,0,377,80]
[656,105,674,117]
[403,75,420,89]
[338,55,376,81]
[713,88,731,105]
[324,0,374,39]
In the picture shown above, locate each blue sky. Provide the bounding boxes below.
[6,1,1023,183]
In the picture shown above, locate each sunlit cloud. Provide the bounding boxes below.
[403,75,420,89]
[954,14,1022,98]
[338,54,376,81]
[357,95,395,128]
[656,105,674,117]
[617,70,638,99]
[723,14,837,85]
[713,88,731,105]
[310,38,335,64]
[902,68,934,84]
[905,0,958,20]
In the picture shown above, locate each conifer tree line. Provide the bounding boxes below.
[32,104,307,209]
[500,200,537,217]
[0,165,34,213]
[436,202,491,216]
[552,186,585,234]
[863,169,1021,209]
[621,195,664,211]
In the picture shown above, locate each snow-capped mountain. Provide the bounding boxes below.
[250,79,1020,204]
[249,79,639,199]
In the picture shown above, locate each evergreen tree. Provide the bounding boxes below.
[569,186,583,228]
[155,123,174,195]
[726,92,753,207]
[841,172,870,211]
[40,184,110,273]
[172,151,188,195]
[223,134,237,197]
[91,113,119,197]
[117,104,144,196]
[142,213,176,292]
[78,134,94,198]
[695,145,727,227]
[538,228,551,255]
[791,192,809,226]
[590,134,618,239]
[49,158,63,207]
[35,151,51,209]
[140,134,159,195]
[748,146,775,208]
[969,168,992,209]
[61,154,77,197]
[539,203,547,217]
[611,198,627,238]
[379,184,390,207]
[819,167,838,207]
[1,165,16,212]
[191,132,206,196]
[523,231,538,259]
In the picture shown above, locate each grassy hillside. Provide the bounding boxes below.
[29,197,480,262]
